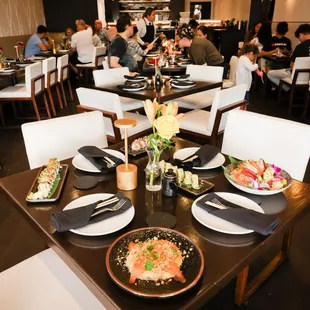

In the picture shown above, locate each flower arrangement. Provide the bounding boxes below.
[144,99,185,190]
[15,41,25,62]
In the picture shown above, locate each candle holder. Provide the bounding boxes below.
[114,118,138,191]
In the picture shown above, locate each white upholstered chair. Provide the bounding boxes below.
[102,56,110,69]
[179,84,247,146]
[42,57,63,116]
[0,249,106,310]
[175,64,223,110]
[277,57,310,116]
[22,111,107,169]
[222,56,239,88]
[76,87,151,143]
[0,62,51,121]
[57,54,74,107]
[76,46,107,70]
[221,109,310,181]
[93,67,144,111]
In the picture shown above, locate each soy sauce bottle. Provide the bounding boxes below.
[155,65,162,91]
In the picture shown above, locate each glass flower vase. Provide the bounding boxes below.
[145,148,163,191]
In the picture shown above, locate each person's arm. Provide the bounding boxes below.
[110,56,123,68]
[243,57,259,72]
[290,61,294,69]
[189,44,208,65]
[70,35,77,52]
[260,48,279,56]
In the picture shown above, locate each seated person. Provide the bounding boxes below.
[188,19,199,33]
[108,16,138,72]
[92,26,102,47]
[271,22,292,54]
[127,26,154,62]
[62,27,74,49]
[25,25,51,58]
[178,26,224,66]
[196,25,208,39]
[267,24,310,87]
[244,20,262,43]
[70,20,94,74]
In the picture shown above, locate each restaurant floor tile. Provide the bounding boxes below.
[0,85,309,310]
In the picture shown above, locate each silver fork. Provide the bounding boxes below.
[205,198,227,210]
[91,199,126,217]
[212,198,227,208]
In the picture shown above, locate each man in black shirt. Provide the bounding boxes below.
[109,16,138,72]
[271,22,292,53]
[267,24,310,86]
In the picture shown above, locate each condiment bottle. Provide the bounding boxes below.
[163,169,177,197]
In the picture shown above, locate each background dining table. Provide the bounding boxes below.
[0,137,309,310]
[93,80,222,104]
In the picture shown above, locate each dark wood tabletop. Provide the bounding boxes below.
[35,50,73,58]
[0,137,309,310]
[93,80,222,104]
[263,54,291,65]
[141,63,187,76]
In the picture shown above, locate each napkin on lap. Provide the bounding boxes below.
[50,193,131,232]
[78,146,123,172]
[196,192,280,236]
[175,144,220,168]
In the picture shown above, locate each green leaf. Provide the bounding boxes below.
[48,173,61,198]
[147,245,154,251]
[149,252,160,258]
[144,261,154,271]
[228,155,240,167]
[222,165,230,174]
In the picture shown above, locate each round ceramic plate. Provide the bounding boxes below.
[58,50,69,53]
[122,85,146,92]
[1,69,16,73]
[126,76,147,81]
[106,227,204,298]
[224,163,292,196]
[72,149,125,173]
[62,193,135,236]
[17,63,31,67]
[192,192,264,235]
[173,147,225,170]
[171,83,195,89]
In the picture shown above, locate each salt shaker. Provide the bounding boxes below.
[163,169,177,197]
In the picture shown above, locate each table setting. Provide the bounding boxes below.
[0,95,303,309]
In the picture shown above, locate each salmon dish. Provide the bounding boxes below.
[126,239,186,284]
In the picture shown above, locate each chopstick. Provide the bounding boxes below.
[95,197,119,209]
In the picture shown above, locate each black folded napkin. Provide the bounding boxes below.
[124,75,146,80]
[175,144,220,169]
[78,146,123,173]
[196,192,280,236]
[117,83,144,91]
[50,193,131,232]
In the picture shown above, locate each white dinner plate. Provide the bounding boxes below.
[173,147,225,170]
[33,56,45,60]
[17,63,31,67]
[178,62,193,67]
[63,193,135,236]
[127,76,147,81]
[171,83,195,89]
[72,149,125,173]
[0,69,15,73]
[58,49,69,53]
[192,192,264,234]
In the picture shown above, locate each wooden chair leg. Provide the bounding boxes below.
[235,228,293,306]
[302,91,310,118]
[0,105,5,127]
[55,84,64,109]
[67,79,74,101]
[43,92,51,119]
[211,135,217,147]
[31,97,41,121]
[277,81,283,104]
[59,81,68,107]
[47,88,56,116]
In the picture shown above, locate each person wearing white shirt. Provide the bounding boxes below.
[136,7,156,46]
[71,20,94,69]
[236,44,263,102]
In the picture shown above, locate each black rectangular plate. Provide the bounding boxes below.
[26,164,69,203]
[120,146,147,157]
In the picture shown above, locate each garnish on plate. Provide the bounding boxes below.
[130,136,148,152]
[126,239,185,284]
[223,156,288,191]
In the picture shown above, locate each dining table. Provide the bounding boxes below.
[93,80,222,104]
[0,137,309,309]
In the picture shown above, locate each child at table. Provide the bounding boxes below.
[236,43,264,102]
